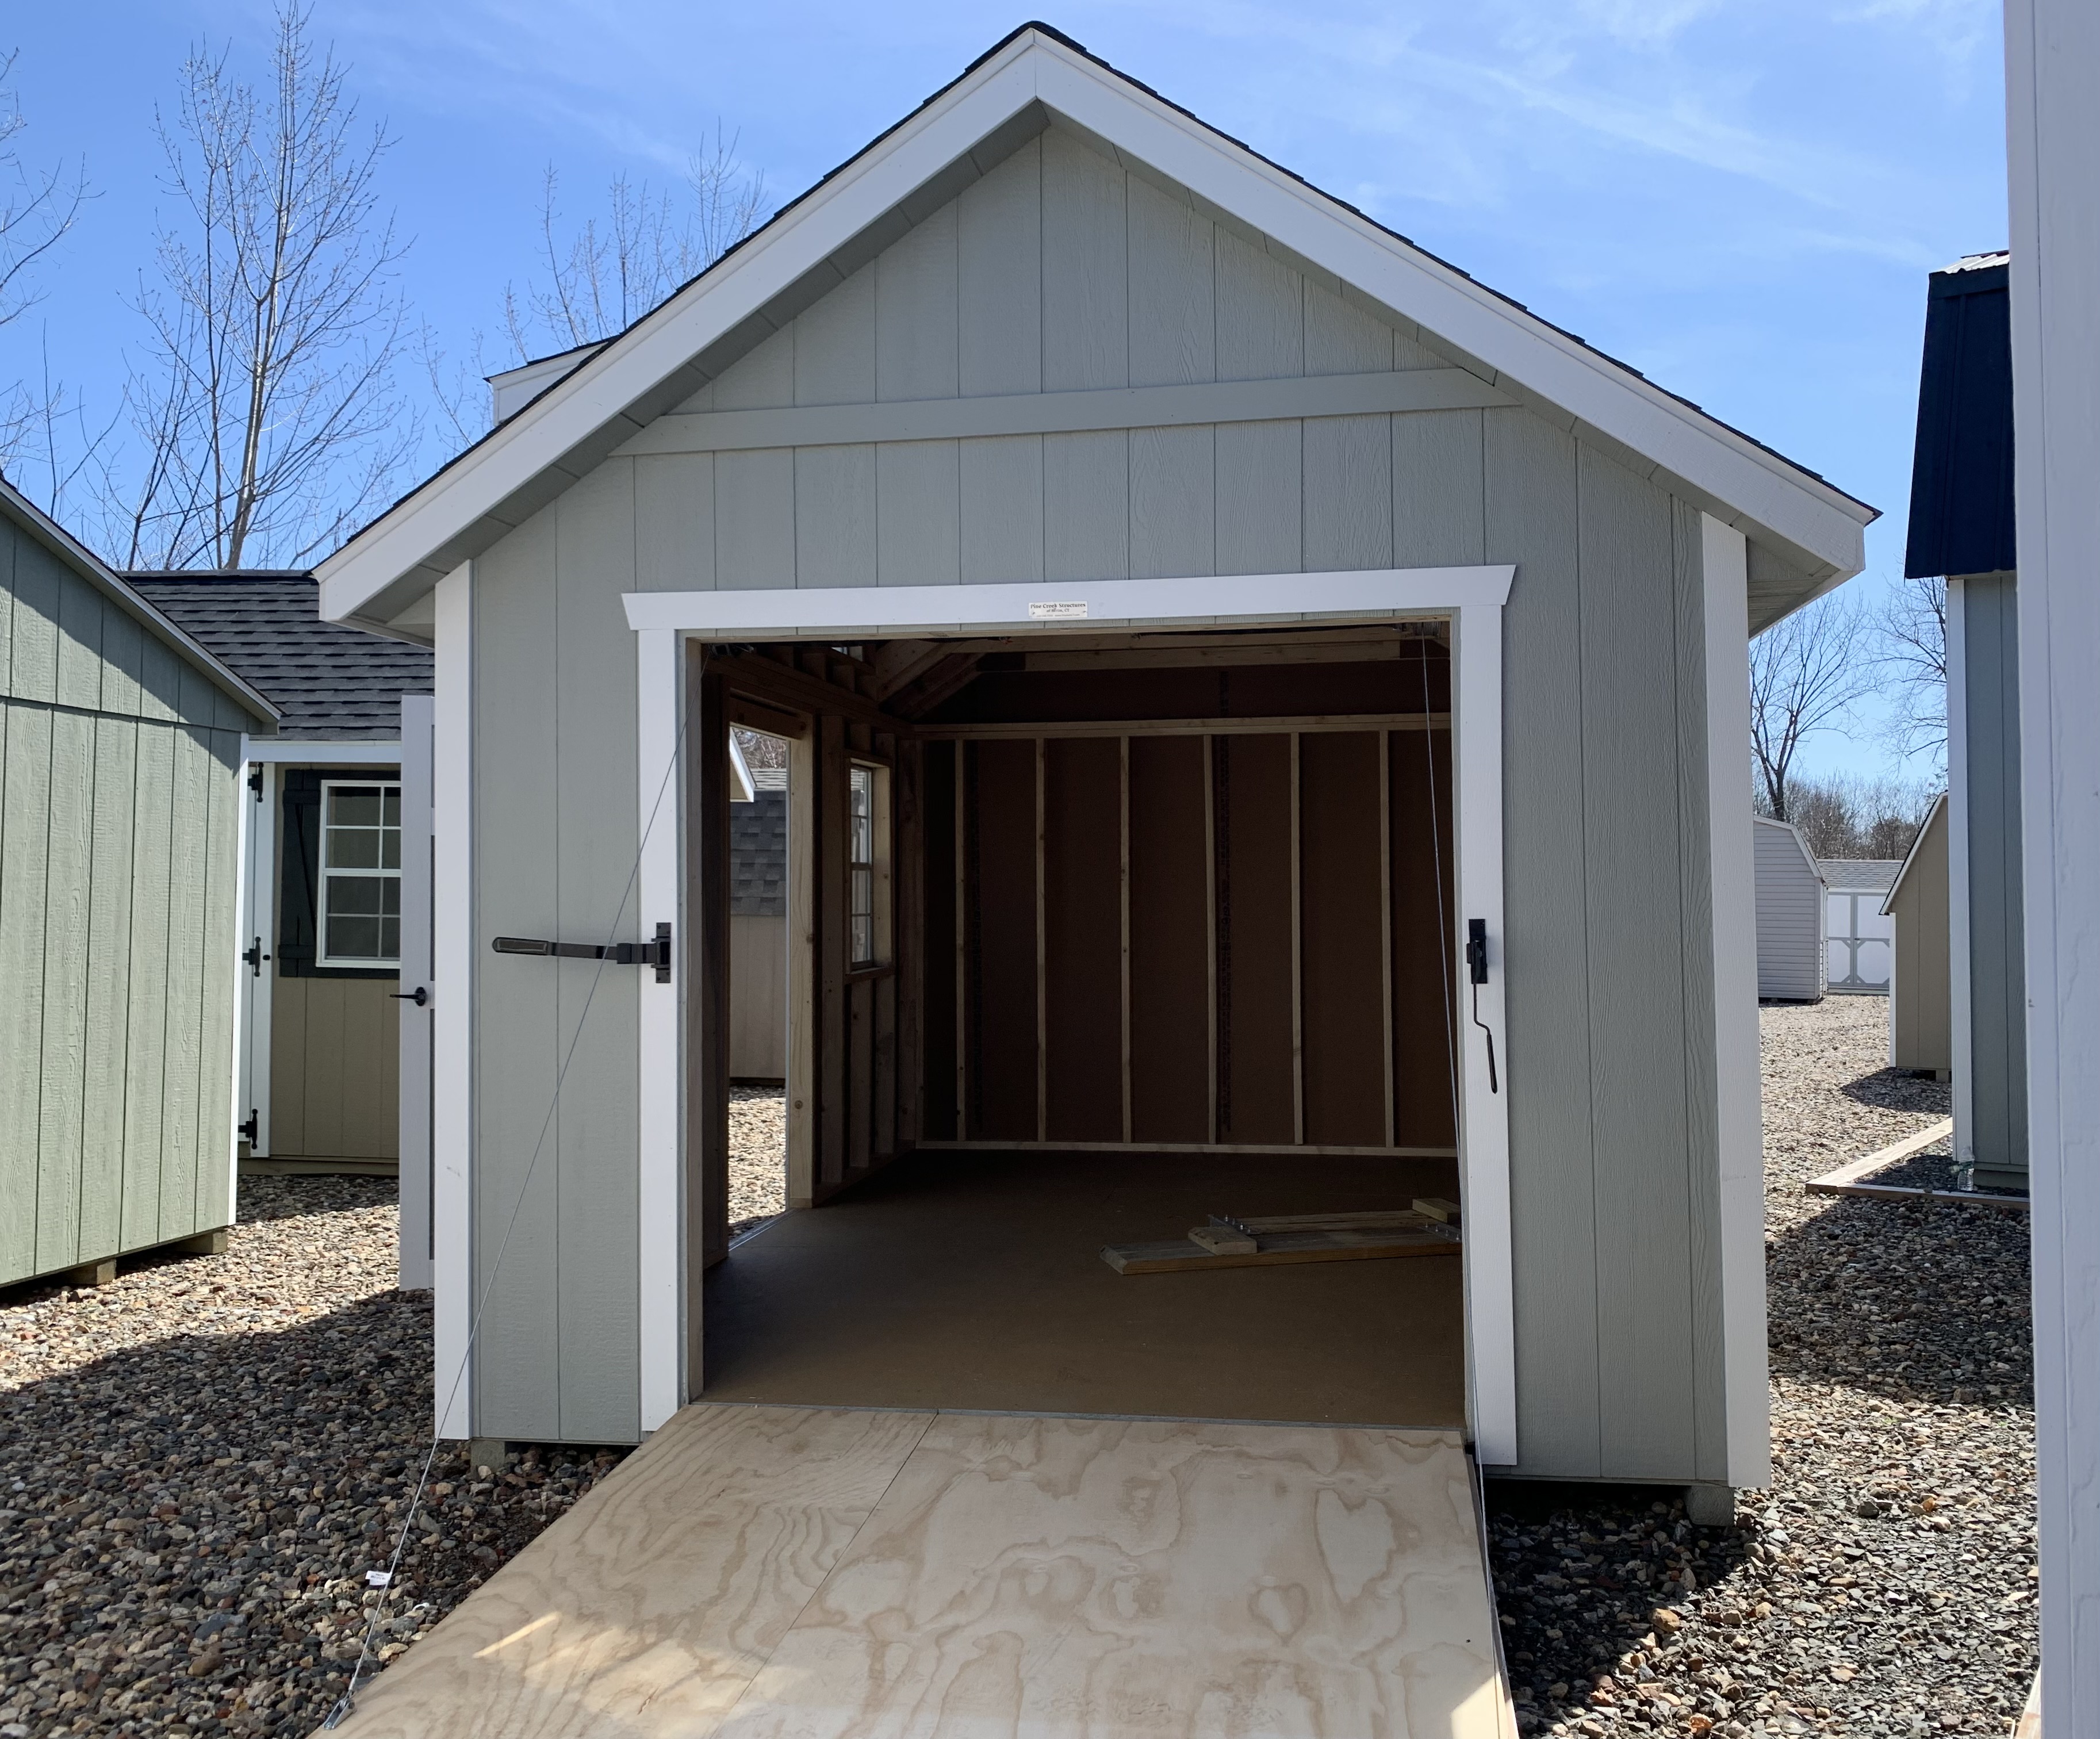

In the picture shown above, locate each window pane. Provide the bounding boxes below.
[850,913,872,966]
[380,915,400,959]
[383,787,401,827]
[328,787,385,828]
[381,830,400,870]
[849,767,872,864]
[327,916,382,959]
[327,876,386,917]
[326,827,382,868]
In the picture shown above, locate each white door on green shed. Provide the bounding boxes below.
[237,763,278,1156]
[397,695,435,1290]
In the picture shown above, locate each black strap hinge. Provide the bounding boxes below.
[493,922,672,983]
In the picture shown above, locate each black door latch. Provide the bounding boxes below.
[389,986,430,1006]
[492,921,673,984]
[1465,918,1499,1094]
[243,937,269,976]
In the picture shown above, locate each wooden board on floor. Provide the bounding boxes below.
[1104,1224,1461,1274]
[325,1407,1509,1739]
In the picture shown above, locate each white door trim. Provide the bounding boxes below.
[626,564,1517,1464]
[234,755,277,1159]
[635,629,684,1433]
[431,564,475,1438]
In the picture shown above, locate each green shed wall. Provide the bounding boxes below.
[0,512,259,1288]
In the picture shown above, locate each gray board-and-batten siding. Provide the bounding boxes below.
[0,510,265,1288]
[461,121,1753,1484]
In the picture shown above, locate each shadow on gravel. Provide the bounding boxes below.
[0,1290,624,1737]
[1836,1063,1953,1121]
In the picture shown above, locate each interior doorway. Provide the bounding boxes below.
[727,726,791,1239]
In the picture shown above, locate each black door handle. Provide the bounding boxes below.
[389,986,429,1006]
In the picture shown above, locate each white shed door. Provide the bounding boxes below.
[1827,890,1894,993]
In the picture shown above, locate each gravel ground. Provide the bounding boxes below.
[1493,995,2037,1737]
[727,1085,787,1239]
[0,1178,625,1738]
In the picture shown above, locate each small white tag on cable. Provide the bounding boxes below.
[1028,600,1087,620]
[365,1569,393,1588]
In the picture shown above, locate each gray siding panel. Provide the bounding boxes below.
[1960,573,2026,1176]
[37,708,94,1271]
[1130,425,1215,580]
[474,508,564,1440]
[956,139,1041,398]
[636,454,716,592]
[1127,175,1215,388]
[714,449,797,590]
[1393,410,1485,568]
[1214,420,1303,576]
[876,202,959,403]
[1580,447,1696,1483]
[121,719,174,1252]
[794,445,878,588]
[1044,431,1129,583]
[876,442,961,586]
[554,465,642,1442]
[79,715,138,1262]
[1041,125,1128,393]
[1304,415,1393,572]
[1215,229,1303,381]
[958,436,1044,583]
[1489,406,1601,1476]
[0,698,49,1281]
[1754,822,1825,999]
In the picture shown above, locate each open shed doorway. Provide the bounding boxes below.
[692,623,1469,1430]
[726,727,792,1238]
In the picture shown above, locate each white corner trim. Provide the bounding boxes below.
[1452,599,1515,1467]
[227,745,255,1224]
[1945,581,1975,1171]
[431,564,474,1438]
[396,695,437,1293]
[622,565,1515,639]
[1701,514,1770,1489]
[635,629,684,1432]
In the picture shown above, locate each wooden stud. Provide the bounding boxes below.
[1290,731,1304,1148]
[1204,734,1218,1147]
[954,746,967,1142]
[696,664,733,1270]
[1119,734,1133,1146]
[818,717,849,1189]
[1034,736,1048,1146]
[1380,729,1396,1150]
[785,718,817,1209]
[895,740,922,1151]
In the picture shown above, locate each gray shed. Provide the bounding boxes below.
[1754,817,1827,1001]
[1882,795,1951,1075]
[315,26,1874,1506]
[0,478,277,1289]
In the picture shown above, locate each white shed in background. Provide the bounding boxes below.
[1754,817,1827,1001]
[1820,859,1902,994]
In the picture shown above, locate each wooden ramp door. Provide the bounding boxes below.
[320,1405,1513,1739]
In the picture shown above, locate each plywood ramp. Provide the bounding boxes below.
[323,1405,1511,1739]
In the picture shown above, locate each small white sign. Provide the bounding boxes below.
[365,1569,393,1588]
[1028,600,1088,620]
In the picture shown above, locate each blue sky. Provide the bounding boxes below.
[5,0,2005,778]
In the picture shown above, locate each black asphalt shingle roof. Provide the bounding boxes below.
[731,770,788,917]
[126,570,431,740]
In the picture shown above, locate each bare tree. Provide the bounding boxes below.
[0,50,85,330]
[1875,572,1949,768]
[501,128,767,365]
[113,5,415,570]
[1763,771,1937,860]
[0,50,91,490]
[1749,592,1875,821]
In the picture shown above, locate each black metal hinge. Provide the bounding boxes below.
[243,937,269,975]
[248,766,264,799]
[239,1111,259,1144]
[492,921,673,984]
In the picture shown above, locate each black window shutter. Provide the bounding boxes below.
[278,771,323,978]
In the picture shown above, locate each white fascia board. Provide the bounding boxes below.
[244,738,403,764]
[316,28,1866,627]
[623,565,1514,638]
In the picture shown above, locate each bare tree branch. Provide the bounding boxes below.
[1748,592,1874,821]
[1873,572,1949,769]
[500,130,767,366]
[113,5,416,570]
[0,49,87,331]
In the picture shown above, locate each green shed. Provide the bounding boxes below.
[0,477,278,1289]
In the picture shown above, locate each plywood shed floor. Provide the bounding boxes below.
[321,1403,1511,1739]
[703,1149,1465,1427]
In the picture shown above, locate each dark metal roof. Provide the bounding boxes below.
[731,772,787,917]
[125,570,431,740]
[1905,253,2014,580]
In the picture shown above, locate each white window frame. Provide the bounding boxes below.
[315,777,405,970]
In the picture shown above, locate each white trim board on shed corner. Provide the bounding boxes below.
[315,26,1870,633]
[628,565,1517,1466]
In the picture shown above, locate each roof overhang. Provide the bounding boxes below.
[1880,790,1948,916]
[1,475,281,727]
[317,26,1874,641]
